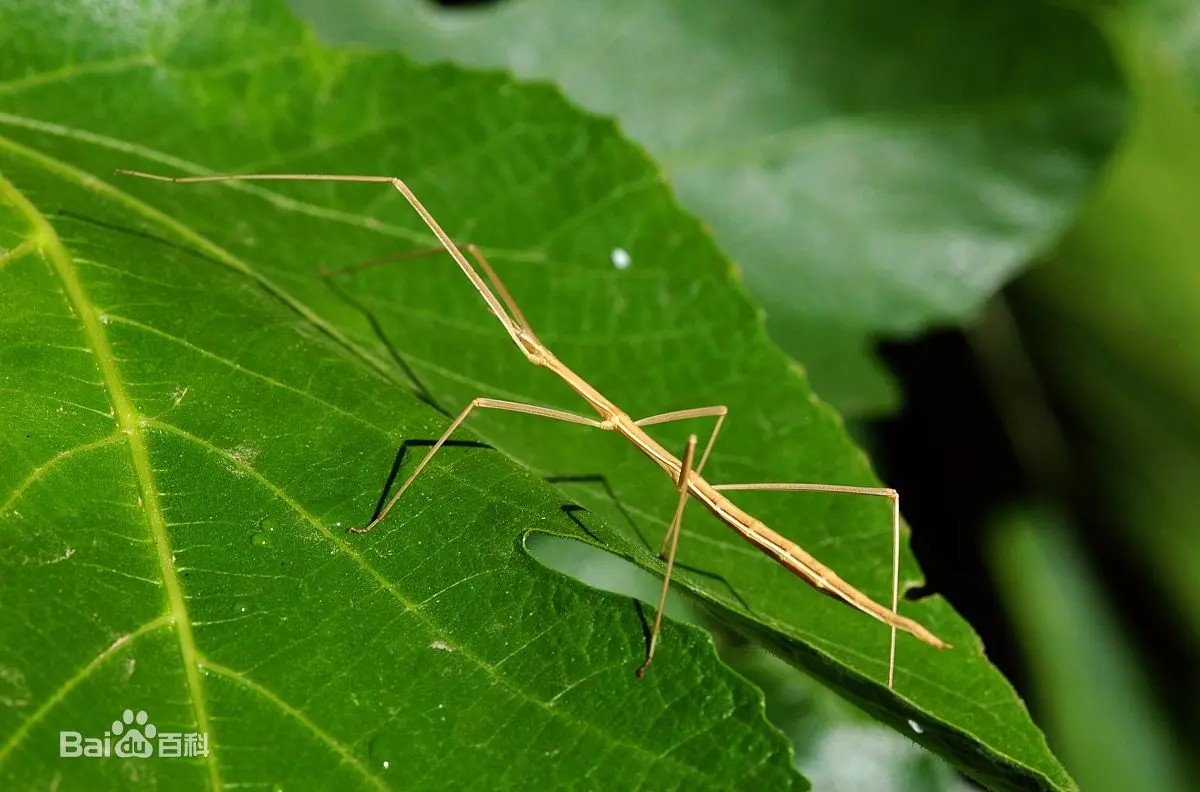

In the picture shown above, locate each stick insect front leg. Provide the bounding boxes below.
[714,481,903,689]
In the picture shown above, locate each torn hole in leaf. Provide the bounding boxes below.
[525,532,702,626]
[903,581,937,602]
[539,498,757,615]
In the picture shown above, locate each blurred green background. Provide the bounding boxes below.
[285,0,1200,789]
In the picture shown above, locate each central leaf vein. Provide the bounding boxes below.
[0,175,223,791]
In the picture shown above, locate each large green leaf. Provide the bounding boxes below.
[290,0,1126,416]
[0,1,1067,789]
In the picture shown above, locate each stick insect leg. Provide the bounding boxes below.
[635,406,727,475]
[713,482,903,689]
[322,243,535,333]
[115,170,538,356]
[352,398,610,534]
[635,406,727,555]
[636,433,699,678]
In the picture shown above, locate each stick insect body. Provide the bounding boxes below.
[116,168,949,688]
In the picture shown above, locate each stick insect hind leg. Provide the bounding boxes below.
[714,481,903,688]
[631,408,907,687]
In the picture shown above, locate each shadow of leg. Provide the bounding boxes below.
[544,473,754,615]
[368,438,491,523]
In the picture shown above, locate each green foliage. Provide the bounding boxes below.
[997,3,1200,787]
[1026,4,1200,646]
[291,0,1125,416]
[24,0,1200,789]
[0,0,1075,789]
[0,4,801,787]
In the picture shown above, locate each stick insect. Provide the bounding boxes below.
[116,168,949,687]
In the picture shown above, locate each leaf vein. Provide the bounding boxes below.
[197,659,390,792]
[101,311,398,437]
[0,615,172,765]
[147,419,722,783]
[0,173,223,791]
[1,432,124,515]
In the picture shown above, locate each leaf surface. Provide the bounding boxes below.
[291,0,1125,415]
[0,1,1068,789]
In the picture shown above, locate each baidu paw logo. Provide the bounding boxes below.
[112,709,156,758]
[59,706,208,759]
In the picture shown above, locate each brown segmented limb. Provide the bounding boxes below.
[713,483,935,688]
[634,405,726,556]
[115,168,949,688]
[351,398,610,535]
[636,433,698,678]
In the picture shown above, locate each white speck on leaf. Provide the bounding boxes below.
[907,719,924,734]
[611,248,631,269]
[430,641,453,652]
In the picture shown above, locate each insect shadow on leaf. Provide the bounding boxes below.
[903,582,937,602]
[368,437,491,525]
[64,207,435,404]
[57,209,215,262]
[549,475,754,614]
[319,269,443,413]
